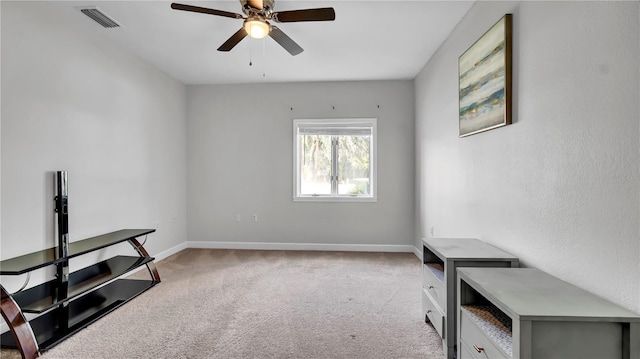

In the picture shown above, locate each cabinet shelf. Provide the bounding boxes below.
[11,255,155,314]
[461,305,512,357]
[1,278,156,351]
[424,263,444,283]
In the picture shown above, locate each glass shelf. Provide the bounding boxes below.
[12,255,155,313]
[0,278,156,351]
[0,229,155,275]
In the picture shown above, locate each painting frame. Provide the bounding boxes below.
[458,14,512,137]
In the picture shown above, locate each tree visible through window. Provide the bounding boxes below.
[294,119,376,201]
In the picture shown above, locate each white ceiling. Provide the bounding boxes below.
[49,1,474,85]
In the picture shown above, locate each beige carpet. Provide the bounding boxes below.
[1,249,443,358]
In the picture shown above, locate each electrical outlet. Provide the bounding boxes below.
[430,227,434,236]
[252,214,258,222]
[235,214,241,223]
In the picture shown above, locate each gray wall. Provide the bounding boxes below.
[0,1,188,271]
[3,0,637,317]
[415,1,640,313]
[187,81,415,250]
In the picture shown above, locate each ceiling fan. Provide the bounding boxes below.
[170,0,336,56]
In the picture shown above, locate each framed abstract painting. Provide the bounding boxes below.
[459,14,512,137]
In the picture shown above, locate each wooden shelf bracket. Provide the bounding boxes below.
[1,285,39,359]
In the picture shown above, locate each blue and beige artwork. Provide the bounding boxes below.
[459,16,508,137]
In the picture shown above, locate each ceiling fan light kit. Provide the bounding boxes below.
[244,17,270,39]
[170,0,335,56]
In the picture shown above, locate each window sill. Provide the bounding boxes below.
[293,196,377,203]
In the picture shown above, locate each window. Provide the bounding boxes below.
[293,119,377,201]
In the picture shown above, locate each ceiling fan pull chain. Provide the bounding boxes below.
[249,44,253,66]
[262,39,266,77]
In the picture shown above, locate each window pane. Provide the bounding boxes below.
[337,135,371,195]
[299,135,332,195]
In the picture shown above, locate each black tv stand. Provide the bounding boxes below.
[0,229,160,359]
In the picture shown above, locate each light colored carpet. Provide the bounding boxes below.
[2,249,443,358]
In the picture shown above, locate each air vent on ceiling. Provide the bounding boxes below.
[78,7,121,28]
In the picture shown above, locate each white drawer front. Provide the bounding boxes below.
[460,310,510,359]
[422,264,445,310]
[422,289,445,339]
[458,339,483,359]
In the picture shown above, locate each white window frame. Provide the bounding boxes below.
[293,118,377,202]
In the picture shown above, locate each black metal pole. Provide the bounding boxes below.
[54,171,70,332]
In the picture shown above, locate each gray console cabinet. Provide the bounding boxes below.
[457,267,640,359]
[422,238,518,359]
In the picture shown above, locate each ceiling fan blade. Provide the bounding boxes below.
[273,8,335,23]
[171,3,243,19]
[217,28,248,52]
[269,26,303,56]
[247,0,263,10]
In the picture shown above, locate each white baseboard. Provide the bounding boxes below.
[152,241,188,262]
[150,241,422,263]
[186,240,416,254]
[412,245,422,259]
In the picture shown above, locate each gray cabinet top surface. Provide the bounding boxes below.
[458,267,640,322]
[423,238,518,262]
